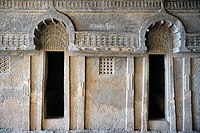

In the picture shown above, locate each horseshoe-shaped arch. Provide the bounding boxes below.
[29,9,76,51]
[138,9,189,53]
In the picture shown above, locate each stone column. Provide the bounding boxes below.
[125,57,134,130]
[77,56,86,130]
[182,57,192,131]
[141,55,148,131]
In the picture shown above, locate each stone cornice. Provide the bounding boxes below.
[0,0,49,10]
[0,0,199,12]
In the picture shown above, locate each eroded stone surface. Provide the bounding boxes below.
[0,0,200,132]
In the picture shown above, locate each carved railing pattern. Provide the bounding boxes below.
[75,32,138,52]
[0,0,199,11]
[0,0,49,10]
[165,1,200,10]
[186,33,200,52]
[54,0,161,11]
[54,0,200,11]
[0,33,31,50]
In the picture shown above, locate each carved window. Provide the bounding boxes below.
[99,58,114,75]
[38,21,67,118]
[45,52,64,118]
[146,22,172,53]
[148,55,165,119]
[0,56,10,74]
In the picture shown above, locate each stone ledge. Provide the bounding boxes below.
[0,129,199,133]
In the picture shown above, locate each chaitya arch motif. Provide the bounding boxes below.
[138,4,189,53]
[146,20,173,53]
[34,18,68,51]
[29,9,76,51]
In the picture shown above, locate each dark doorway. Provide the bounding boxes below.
[149,54,165,119]
[45,52,64,118]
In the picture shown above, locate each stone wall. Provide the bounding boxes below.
[0,0,200,132]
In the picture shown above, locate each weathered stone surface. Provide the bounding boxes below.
[0,0,200,132]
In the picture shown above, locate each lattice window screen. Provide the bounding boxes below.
[148,44,168,53]
[0,56,10,74]
[99,58,114,75]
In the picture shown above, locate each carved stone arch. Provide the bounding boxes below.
[35,18,68,51]
[29,9,76,51]
[138,9,189,53]
[146,21,174,54]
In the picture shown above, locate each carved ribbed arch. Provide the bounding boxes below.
[138,8,189,53]
[34,18,68,51]
[29,9,76,51]
[146,21,174,53]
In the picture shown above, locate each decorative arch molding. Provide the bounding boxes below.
[29,9,76,51]
[146,21,174,54]
[39,21,68,51]
[138,7,189,53]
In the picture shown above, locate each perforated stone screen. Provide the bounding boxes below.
[99,58,114,75]
[0,56,10,74]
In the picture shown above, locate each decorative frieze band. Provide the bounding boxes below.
[165,1,200,10]
[0,33,33,50]
[54,0,161,11]
[0,0,199,11]
[75,32,138,52]
[0,0,49,10]
[54,0,200,12]
[186,33,200,52]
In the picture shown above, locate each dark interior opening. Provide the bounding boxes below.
[149,54,165,119]
[45,52,64,118]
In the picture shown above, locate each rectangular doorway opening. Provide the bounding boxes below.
[45,52,64,118]
[149,54,165,119]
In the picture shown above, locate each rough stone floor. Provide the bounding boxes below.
[0,129,200,133]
